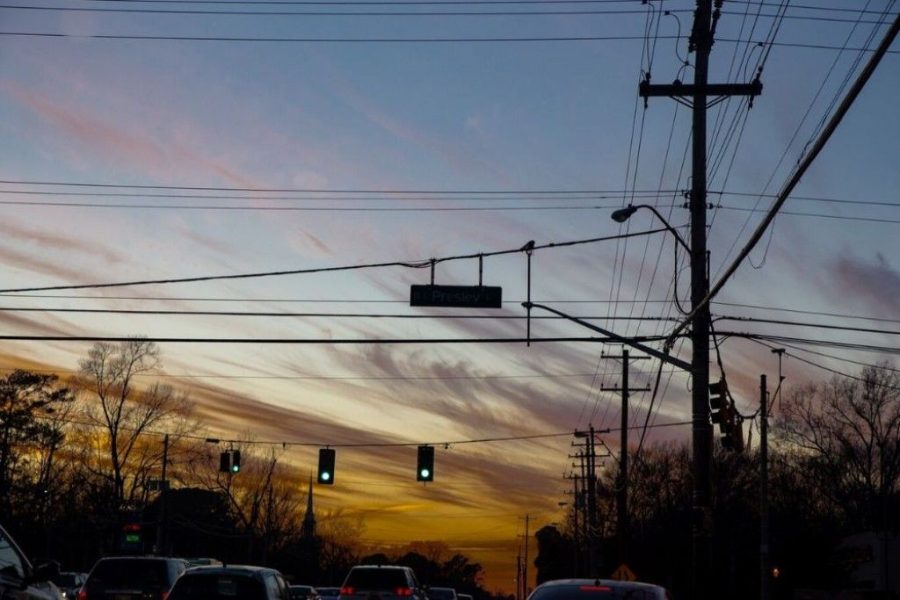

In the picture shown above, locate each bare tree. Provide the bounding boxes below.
[77,339,192,508]
[777,363,900,532]
[199,444,303,563]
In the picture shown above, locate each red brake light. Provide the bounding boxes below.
[77,590,88,600]
[340,588,355,596]
[394,588,413,597]
[578,586,612,593]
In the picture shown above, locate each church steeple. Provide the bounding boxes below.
[301,474,316,539]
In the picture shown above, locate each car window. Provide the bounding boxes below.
[275,574,291,600]
[346,569,408,589]
[89,559,170,586]
[529,584,659,600]
[0,529,25,580]
[264,573,283,600]
[170,573,267,600]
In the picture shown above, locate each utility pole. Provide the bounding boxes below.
[586,426,598,575]
[565,452,585,575]
[759,375,769,600]
[516,552,523,600]
[156,433,169,556]
[601,350,649,563]
[523,514,530,597]
[639,3,761,598]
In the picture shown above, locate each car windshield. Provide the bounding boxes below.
[530,584,658,600]
[430,590,456,600]
[345,569,408,589]
[170,573,267,600]
[89,559,168,587]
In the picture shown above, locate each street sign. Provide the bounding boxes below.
[610,564,637,582]
[410,285,502,309]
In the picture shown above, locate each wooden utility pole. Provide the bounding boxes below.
[639,3,761,598]
[760,375,770,600]
[601,350,649,562]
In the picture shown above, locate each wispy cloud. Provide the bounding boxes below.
[2,81,257,188]
[832,252,900,319]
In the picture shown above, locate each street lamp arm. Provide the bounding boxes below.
[613,204,690,254]
[524,302,692,372]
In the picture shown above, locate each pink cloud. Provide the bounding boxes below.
[2,81,257,188]
[832,253,900,319]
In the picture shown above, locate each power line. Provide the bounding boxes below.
[0,306,679,321]
[2,292,893,325]
[668,13,900,347]
[719,331,900,355]
[0,227,668,293]
[5,4,890,24]
[716,315,900,336]
[0,334,668,344]
[2,30,897,50]
[0,179,675,193]
[0,365,601,381]
[0,4,676,16]
[3,181,894,208]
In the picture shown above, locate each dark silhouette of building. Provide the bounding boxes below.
[301,475,316,540]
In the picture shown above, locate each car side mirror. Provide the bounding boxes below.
[27,560,60,584]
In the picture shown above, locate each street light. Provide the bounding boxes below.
[611,204,691,254]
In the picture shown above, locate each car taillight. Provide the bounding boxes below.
[77,590,88,600]
[340,587,355,596]
[160,593,170,600]
[394,588,414,597]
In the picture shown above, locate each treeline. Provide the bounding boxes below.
[0,339,504,599]
[534,364,900,600]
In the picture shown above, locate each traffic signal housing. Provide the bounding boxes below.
[219,451,231,473]
[231,450,241,473]
[417,445,434,482]
[709,380,727,424]
[318,448,335,484]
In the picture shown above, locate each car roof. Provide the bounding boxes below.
[430,588,456,592]
[186,565,280,573]
[532,579,664,591]
[350,565,410,570]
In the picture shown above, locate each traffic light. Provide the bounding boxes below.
[231,450,241,473]
[219,451,231,473]
[709,379,727,424]
[722,416,745,452]
[120,515,143,551]
[318,448,335,484]
[416,445,434,482]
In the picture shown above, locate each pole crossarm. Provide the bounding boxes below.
[524,302,692,372]
[639,80,762,108]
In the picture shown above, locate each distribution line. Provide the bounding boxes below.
[0,227,668,293]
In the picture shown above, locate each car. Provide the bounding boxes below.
[457,594,473,600]
[526,578,671,600]
[428,588,457,600]
[53,572,88,599]
[290,584,320,600]
[168,565,291,600]
[78,556,188,600]
[0,522,63,599]
[338,565,426,600]
[317,586,340,599]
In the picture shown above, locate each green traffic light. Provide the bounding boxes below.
[420,468,430,479]
[321,472,331,481]
[231,464,240,473]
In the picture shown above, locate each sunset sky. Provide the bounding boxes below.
[1,0,898,592]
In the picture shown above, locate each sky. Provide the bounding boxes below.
[1,0,898,592]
